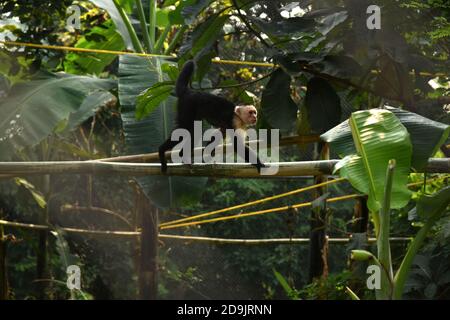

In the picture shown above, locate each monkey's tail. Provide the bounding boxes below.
[175,60,195,97]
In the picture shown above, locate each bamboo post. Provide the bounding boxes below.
[130,181,142,299]
[308,143,330,281]
[348,197,370,281]
[138,195,158,300]
[36,174,50,299]
[352,197,369,234]
[0,215,8,300]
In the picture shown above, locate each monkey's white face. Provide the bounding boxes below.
[235,105,258,126]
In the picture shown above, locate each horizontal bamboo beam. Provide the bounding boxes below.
[97,135,320,163]
[0,219,139,237]
[0,219,412,244]
[0,160,335,177]
[159,234,412,244]
[0,158,448,177]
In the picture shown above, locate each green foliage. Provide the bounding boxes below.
[1,0,449,300]
[404,213,450,299]
[168,0,213,25]
[273,269,301,299]
[394,186,450,299]
[61,91,117,134]
[14,178,46,209]
[299,271,353,300]
[250,16,316,37]
[179,13,229,62]
[405,251,450,299]
[90,0,136,50]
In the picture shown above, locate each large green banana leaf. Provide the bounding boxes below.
[0,71,116,160]
[334,109,412,212]
[118,55,207,208]
[321,106,450,171]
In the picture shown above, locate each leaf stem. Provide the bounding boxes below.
[112,0,144,53]
[154,25,172,54]
[135,0,152,52]
[149,0,157,49]
[164,25,188,55]
[376,159,395,299]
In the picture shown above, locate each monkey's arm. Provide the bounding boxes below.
[233,131,265,172]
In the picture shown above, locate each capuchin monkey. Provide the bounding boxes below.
[158,60,265,173]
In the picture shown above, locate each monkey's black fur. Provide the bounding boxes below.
[158,60,264,173]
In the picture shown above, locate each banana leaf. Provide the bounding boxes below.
[334,109,412,212]
[321,106,449,171]
[0,71,115,160]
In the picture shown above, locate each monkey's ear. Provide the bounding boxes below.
[234,106,242,114]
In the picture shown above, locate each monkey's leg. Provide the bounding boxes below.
[158,138,180,173]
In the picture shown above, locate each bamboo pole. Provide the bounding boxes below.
[309,144,329,281]
[96,135,321,163]
[138,197,158,300]
[159,234,412,244]
[0,219,412,244]
[0,219,139,237]
[36,174,50,299]
[349,197,370,281]
[0,222,8,300]
[0,158,448,177]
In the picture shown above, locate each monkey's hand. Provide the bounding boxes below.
[159,145,168,173]
[160,160,168,173]
[255,161,266,174]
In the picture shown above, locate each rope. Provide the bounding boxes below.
[159,177,346,227]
